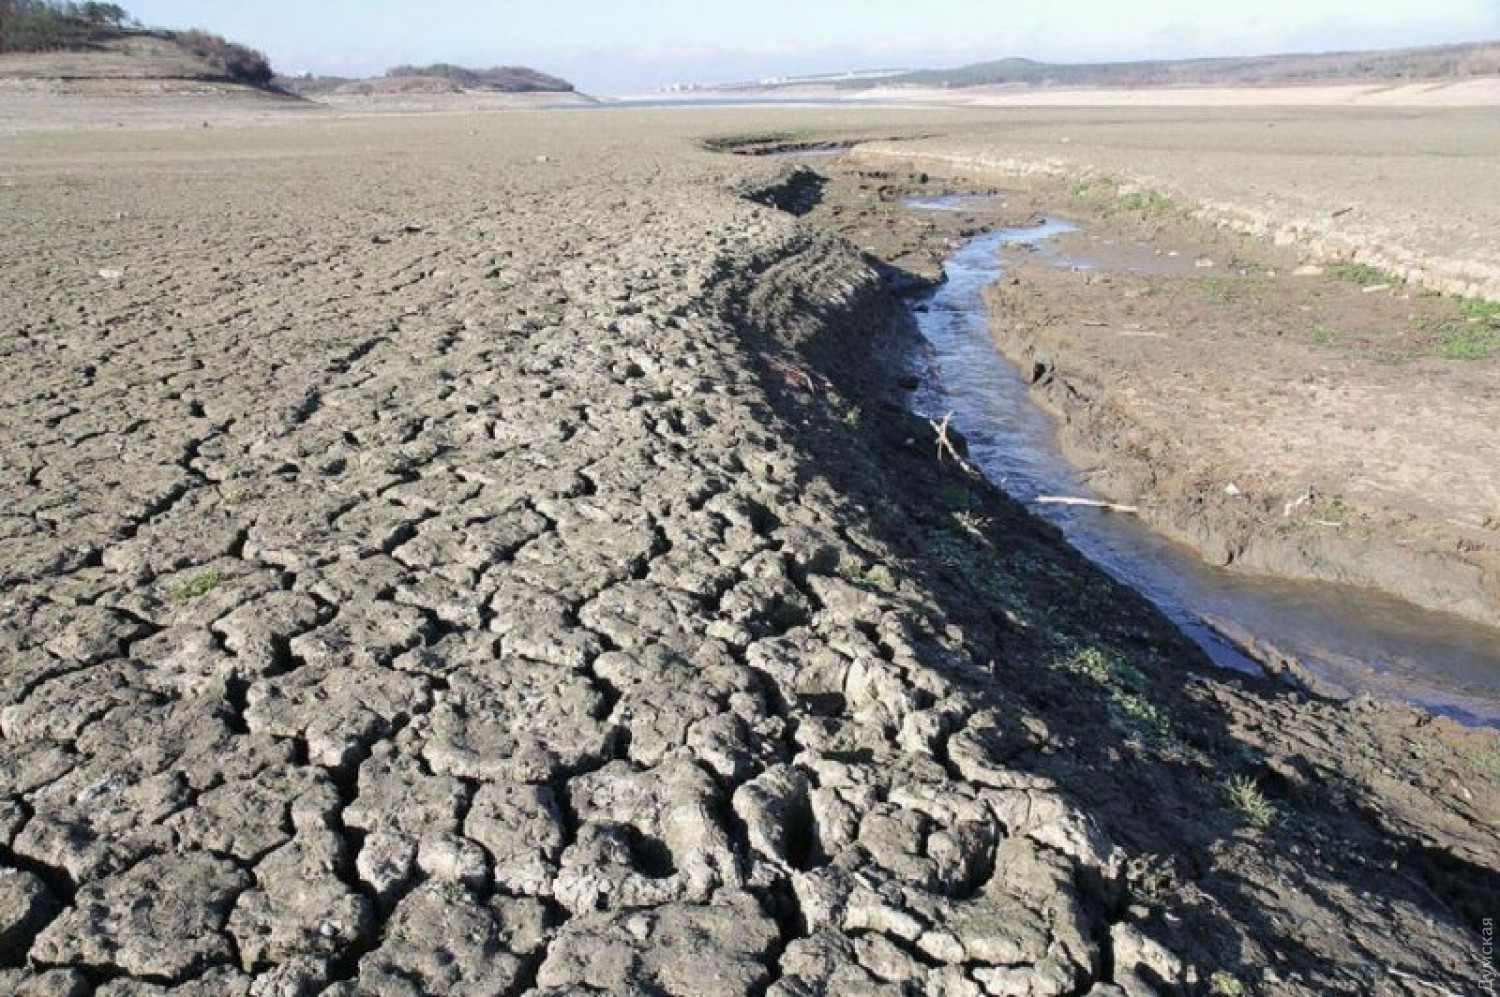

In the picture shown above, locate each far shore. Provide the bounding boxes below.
[613,76,1500,107]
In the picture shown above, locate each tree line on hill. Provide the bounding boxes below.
[385,62,575,92]
[0,0,131,49]
[0,0,274,87]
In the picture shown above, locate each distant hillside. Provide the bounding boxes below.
[386,63,573,93]
[0,0,274,88]
[280,63,576,98]
[871,41,1500,90]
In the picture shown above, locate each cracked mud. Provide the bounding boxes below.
[1,109,1496,996]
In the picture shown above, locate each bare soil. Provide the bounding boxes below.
[990,210,1500,625]
[0,97,1496,996]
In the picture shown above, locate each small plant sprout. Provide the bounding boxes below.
[1330,261,1398,287]
[1210,970,1247,996]
[1225,775,1276,829]
[169,569,223,603]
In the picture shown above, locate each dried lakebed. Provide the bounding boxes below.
[902,197,1500,726]
[0,109,1496,996]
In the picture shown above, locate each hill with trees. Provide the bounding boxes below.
[385,63,573,92]
[280,63,576,98]
[0,0,274,88]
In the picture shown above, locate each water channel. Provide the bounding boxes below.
[904,196,1500,727]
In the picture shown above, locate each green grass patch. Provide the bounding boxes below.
[1109,190,1185,221]
[1062,647,1174,744]
[168,569,223,603]
[1330,261,1400,287]
[1469,744,1500,784]
[1210,971,1248,997]
[1461,298,1500,325]
[1414,311,1500,359]
[1199,275,1245,304]
[1435,324,1500,360]
[1306,326,1416,362]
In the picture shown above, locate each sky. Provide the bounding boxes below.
[123,0,1500,93]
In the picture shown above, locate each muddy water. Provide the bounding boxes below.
[905,200,1500,726]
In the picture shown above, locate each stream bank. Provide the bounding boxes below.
[755,147,1500,722]
[729,146,1500,994]
[844,146,1500,635]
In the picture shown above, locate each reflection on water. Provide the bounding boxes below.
[902,193,1008,212]
[905,199,1500,726]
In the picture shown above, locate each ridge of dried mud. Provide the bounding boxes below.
[0,111,1496,996]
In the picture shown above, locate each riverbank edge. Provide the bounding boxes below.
[725,156,1499,991]
[839,144,1500,631]
[983,288,1500,629]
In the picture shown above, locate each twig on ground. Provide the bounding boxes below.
[930,412,975,474]
[1035,495,1141,514]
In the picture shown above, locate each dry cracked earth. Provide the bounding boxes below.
[0,109,1495,996]
[0,112,1160,997]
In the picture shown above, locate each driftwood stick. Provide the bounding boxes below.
[1035,495,1141,514]
[930,412,975,474]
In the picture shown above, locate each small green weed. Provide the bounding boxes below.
[1461,298,1500,325]
[840,403,863,429]
[1110,190,1183,220]
[837,558,894,592]
[1436,324,1500,360]
[1062,647,1173,743]
[169,570,223,603]
[1200,275,1242,304]
[1124,854,1175,907]
[1225,775,1276,829]
[1071,178,1109,200]
[1307,497,1351,525]
[1469,744,1500,783]
[1209,971,1247,997]
[922,526,1039,627]
[1307,326,1414,362]
[1330,261,1398,287]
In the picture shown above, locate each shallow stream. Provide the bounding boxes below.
[905,198,1500,726]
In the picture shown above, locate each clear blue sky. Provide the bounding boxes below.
[124,0,1500,93]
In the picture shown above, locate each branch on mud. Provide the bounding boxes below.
[1035,495,1141,515]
